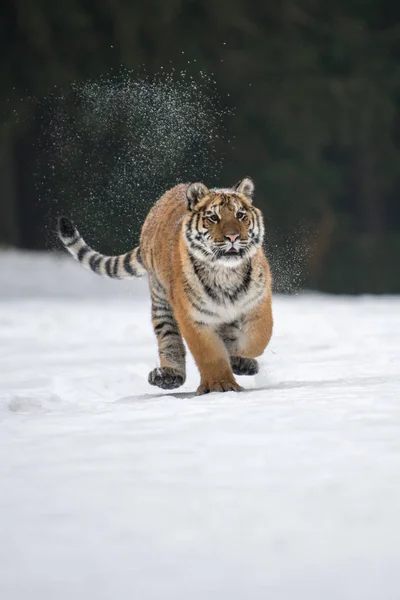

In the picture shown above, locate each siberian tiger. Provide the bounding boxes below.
[57,177,273,395]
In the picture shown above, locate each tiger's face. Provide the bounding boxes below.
[184,177,264,267]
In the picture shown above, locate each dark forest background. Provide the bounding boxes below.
[1,0,400,294]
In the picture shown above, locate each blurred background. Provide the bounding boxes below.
[1,0,400,294]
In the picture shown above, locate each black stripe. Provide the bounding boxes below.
[151,290,167,304]
[152,313,174,323]
[188,296,217,317]
[185,230,208,248]
[105,257,113,277]
[152,311,175,319]
[151,281,166,295]
[189,254,220,303]
[113,256,120,278]
[187,213,201,236]
[194,212,201,231]
[93,256,103,272]
[89,253,100,272]
[151,302,173,317]
[152,315,175,323]
[123,252,136,275]
[183,280,216,316]
[241,260,253,292]
[227,261,253,302]
[160,330,180,340]
[77,246,90,262]
[254,211,261,238]
[186,214,199,239]
[186,239,210,258]
[227,320,239,328]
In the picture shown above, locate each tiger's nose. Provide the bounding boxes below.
[225,232,240,243]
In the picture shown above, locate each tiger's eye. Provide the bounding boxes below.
[208,214,219,223]
[236,211,246,220]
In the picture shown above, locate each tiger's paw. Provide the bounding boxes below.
[148,367,185,390]
[230,356,259,376]
[196,379,244,396]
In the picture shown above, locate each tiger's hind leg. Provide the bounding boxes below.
[148,276,186,390]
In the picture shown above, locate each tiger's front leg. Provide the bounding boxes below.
[218,321,259,376]
[219,295,273,376]
[174,308,243,395]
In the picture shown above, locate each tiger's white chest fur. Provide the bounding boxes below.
[184,256,268,326]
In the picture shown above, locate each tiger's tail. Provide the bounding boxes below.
[57,216,146,279]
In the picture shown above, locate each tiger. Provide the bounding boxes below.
[57,177,273,395]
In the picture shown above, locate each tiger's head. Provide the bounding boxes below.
[184,177,264,267]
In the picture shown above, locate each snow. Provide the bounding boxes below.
[1,249,400,600]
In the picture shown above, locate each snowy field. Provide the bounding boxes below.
[1,250,400,600]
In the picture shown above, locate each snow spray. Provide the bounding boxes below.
[34,68,232,250]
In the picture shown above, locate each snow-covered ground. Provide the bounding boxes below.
[1,250,400,600]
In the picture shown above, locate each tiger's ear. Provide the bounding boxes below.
[187,182,209,211]
[234,177,254,202]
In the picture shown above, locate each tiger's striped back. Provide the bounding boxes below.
[57,217,146,279]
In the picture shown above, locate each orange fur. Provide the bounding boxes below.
[140,181,273,394]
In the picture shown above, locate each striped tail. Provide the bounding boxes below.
[57,217,146,279]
